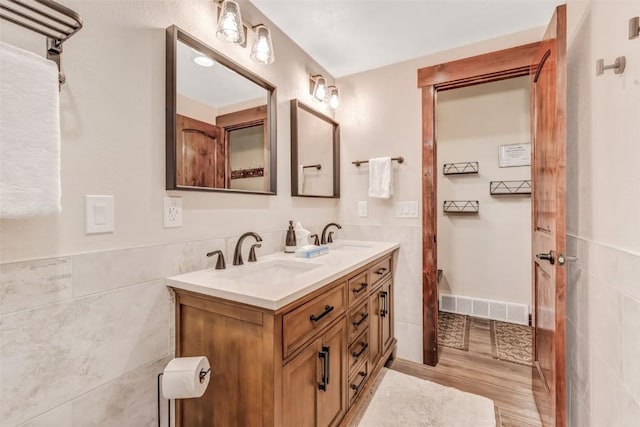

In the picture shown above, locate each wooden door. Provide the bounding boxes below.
[368,291,382,366]
[283,336,322,427]
[282,320,347,427]
[380,280,394,352]
[317,321,347,427]
[176,114,225,188]
[530,5,567,427]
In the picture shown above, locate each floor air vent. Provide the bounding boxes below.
[438,294,529,325]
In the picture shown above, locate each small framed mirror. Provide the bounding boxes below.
[166,26,277,194]
[290,99,340,198]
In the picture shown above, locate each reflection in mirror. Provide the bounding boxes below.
[290,100,340,198]
[166,26,277,194]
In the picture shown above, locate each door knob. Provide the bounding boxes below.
[536,250,555,265]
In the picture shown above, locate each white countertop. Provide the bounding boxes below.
[166,240,399,311]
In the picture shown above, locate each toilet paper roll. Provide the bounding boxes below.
[162,356,211,399]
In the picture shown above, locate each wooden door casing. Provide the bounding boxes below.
[417,42,540,366]
[531,5,567,427]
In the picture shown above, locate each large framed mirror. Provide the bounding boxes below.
[166,26,277,194]
[290,100,340,198]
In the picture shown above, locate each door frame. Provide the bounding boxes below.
[417,43,540,366]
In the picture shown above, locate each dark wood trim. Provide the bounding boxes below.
[165,25,278,195]
[417,42,539,89]
[418,42,539,367]
[290,99,340,198]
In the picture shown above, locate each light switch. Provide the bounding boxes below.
[394,201,419,218]
[85,195,114,234]
[358,201,368,217]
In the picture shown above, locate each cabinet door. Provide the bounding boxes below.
[380,279,394,352]
[283,320,347,427]
[317,320,348,427]
[283,336,322,427]
[368,291,382,367]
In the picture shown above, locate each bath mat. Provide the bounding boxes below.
[356,368,496,427]
[438,311,471,351]
[490,320,533,366]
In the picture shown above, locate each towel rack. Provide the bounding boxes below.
[0,0,83,84]
[302,164,322,170]
[352,157,404,167]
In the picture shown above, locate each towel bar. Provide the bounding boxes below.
[352,157,404,167]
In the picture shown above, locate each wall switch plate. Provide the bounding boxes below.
[358,201,368,217]
[395,201,419,218]
[164,197,182,228]
[85,195,114,234]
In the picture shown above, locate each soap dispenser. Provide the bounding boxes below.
[285,220,297,253]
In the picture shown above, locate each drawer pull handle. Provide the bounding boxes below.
[350,371,367,392]
[310,305,334,322]
[380,291,388,318]
[352,312,368,327]
[375,267,387,276]
[318,346,330,391]
[352,342,369,359]
[352,282,368,294]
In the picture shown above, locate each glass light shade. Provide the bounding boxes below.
[216,0,245,45]
[328,87,340,109]
[250,25,275,64]
[313,76,327,101]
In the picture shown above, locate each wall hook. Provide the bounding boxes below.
[630,17,639,40]
[595,56,626,76]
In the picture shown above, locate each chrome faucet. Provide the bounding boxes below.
[320,223,341,244]
[233,232,263,266]
[206,250,226,270]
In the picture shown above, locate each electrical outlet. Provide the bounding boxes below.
[164,197,182,228]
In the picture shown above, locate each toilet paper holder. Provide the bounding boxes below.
[157,367,212,427]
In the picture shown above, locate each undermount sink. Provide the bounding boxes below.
[215,260,322,284]
[328,241,372,251]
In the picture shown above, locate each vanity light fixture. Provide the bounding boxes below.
[250,24,275,65]
[312,75,328,101]
[328,86,340,110]
[216,0,245,45]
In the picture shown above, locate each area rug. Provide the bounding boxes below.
[438,311,470,351]
[356,369,496,427]
[490,320,533,366]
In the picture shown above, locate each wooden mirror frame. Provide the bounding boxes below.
[290,99,340,198]
[166,25,278,195]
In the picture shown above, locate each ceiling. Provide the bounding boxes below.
[250,0,560,78]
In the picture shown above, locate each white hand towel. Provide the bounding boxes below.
[0,42,61,218]
[368,157,393,199]
[298,165,306,194]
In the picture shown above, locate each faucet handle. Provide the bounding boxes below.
[249,243,262,262]
[328,231,335,243]
[206,250,226,270]
[309,234,320,246]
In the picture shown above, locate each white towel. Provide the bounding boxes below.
[368,157,393,199]
[298,165,306,194]
[0,42,61,218]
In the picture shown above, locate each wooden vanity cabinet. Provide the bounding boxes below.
[172,251,397,427]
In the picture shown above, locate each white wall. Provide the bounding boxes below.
[0,1,339,425]
[337,28,544,362]
[565,1,640,425]
[436,77,531,308]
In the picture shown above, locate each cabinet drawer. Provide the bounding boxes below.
[368,256,391,288]
[347,300,369,344]
[283,282,346,358]
[347,271,369,307]
[348,329,370,375]
[348,359,370,407]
